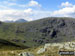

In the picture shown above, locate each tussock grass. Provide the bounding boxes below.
[0,46,75,56]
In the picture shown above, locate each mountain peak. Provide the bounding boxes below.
[15,19,27,23]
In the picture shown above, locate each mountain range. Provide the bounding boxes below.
[4,19,27,23]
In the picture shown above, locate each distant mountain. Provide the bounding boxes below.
[4,19,27,23]
[15,19,27,23]
[4,20,14,23]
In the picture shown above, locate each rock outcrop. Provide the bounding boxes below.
[37,42,75,54]
[44,42,75,50]
[37,48,46,54]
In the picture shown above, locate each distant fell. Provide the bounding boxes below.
[15,19,27,23]
[3,19,27,23]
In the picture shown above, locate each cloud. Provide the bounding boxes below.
[0,0,45,21]
[51,2,75,17]
[61,2,73,7]
[19,0,41,8]
[28,0,41,7]
[0,8,51,21]
[0,0,41,9]
[1,1,75,22]
[0,5,10,10]
[0,0,17,9]
[52,7,75,15]
[0,9,33,21]
[24,8,33,14]
[1,1,17,6]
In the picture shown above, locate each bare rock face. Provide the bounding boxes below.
[20,52,34,56]
[49,29,58,38]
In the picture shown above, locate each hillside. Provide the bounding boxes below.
[0,17,75,48]
[0,39,29,50]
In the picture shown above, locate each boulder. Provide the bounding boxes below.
[44,43,51,49]
[37,48,45,54]
[20,52,34,56]
[44,43,63,49]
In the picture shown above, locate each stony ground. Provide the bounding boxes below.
[0,41,75,56]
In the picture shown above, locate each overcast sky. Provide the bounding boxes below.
[0,0,75,21]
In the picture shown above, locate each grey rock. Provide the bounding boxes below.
[37,48,45,54]
[20,52,34,56]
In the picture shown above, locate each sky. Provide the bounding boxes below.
[0,0,75,21]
